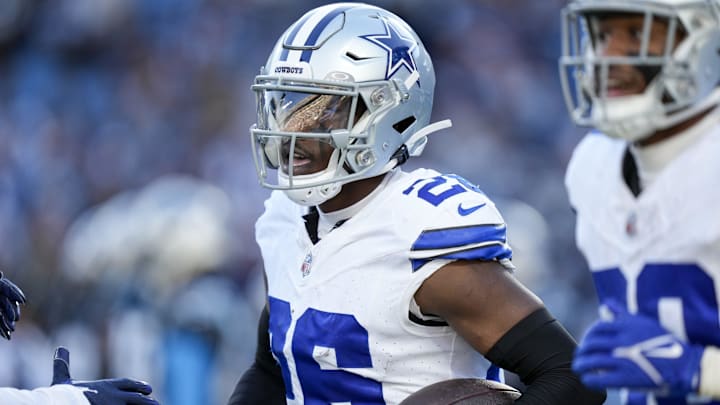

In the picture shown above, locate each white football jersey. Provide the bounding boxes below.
[565,125,720,405]
[256,168,513,405]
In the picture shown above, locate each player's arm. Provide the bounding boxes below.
[0,347,158,405]
[227,305,286,405]
[573,300,720,399]
[414,260,606,405]
[0,385,91,405]
[51,347,159,405]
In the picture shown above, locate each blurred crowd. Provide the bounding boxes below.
[0,0,599,404]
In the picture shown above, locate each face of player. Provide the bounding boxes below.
[272,93,353,176]
[588,12,685,97]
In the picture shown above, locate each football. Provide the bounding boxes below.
[399,378,522,405]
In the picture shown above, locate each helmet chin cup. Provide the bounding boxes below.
[591,89,662,142]
[282,182,343,206]
[276,149,348,206]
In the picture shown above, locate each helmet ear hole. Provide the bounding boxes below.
[392,116,416,133]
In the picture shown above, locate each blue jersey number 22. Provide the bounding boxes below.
[268,297,384,404]
[402,174,485,206]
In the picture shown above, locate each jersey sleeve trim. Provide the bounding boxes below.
[411,223,507,250]
[408,297,448,327]
[409,224,512,271]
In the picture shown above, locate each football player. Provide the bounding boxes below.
[229,3,606,404]
[559,0,720,403]
[0,273,159,405]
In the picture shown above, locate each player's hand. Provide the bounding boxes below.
[51,347,160,405]
[0,271,26,340]
[573,300,703,395]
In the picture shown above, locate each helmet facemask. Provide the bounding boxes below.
[559,0,720,141]
[251,75,399,205]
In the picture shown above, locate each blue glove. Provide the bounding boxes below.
[51,347,160,405]
[0,272,26,340]
[573,300,704,395]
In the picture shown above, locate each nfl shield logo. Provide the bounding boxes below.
[301,252,313,277]
[626,212,637,237]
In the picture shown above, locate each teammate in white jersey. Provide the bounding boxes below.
[559,0,720,403]
[0,273,159,405]
[229,3,606,404]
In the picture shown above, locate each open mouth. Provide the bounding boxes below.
[290,149,311,168]
[598,63,651,98]
[281,142,313,172]
[602,76,641,98]
[606,86,631,97]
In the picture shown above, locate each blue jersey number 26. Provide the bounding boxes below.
[268,297,384,404]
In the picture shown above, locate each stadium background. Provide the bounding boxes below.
[0,0,608,403]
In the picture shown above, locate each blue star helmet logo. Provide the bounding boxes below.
[361,17,418,81]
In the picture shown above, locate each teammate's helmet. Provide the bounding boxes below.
[559,0,720,141]
[251,3,448,205]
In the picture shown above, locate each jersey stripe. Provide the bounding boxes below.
[280,12,313,62]
[410,243,512,271]
[486,365,501,382]
[280,4,356,62]
[299,5,356,62]
[412,224,507,251]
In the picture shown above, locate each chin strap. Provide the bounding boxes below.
[380,119,453,173]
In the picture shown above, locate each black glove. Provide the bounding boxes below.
[51,347,160,405]
[0,272,26,340]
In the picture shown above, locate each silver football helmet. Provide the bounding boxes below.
[250,3,451,205]
[559,0,720,141]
